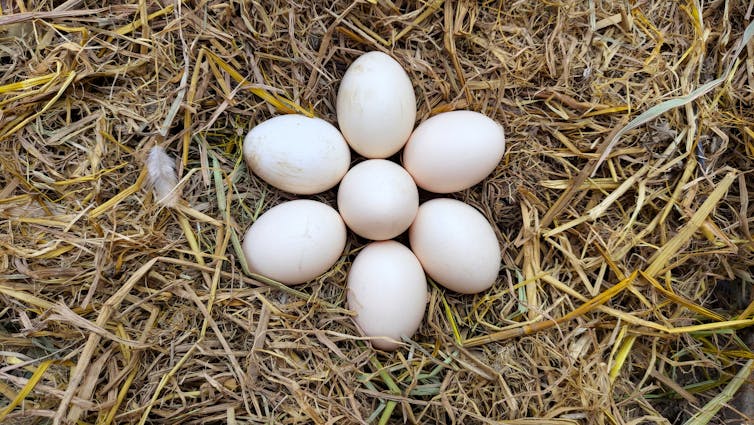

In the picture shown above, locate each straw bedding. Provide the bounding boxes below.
[1,1,753,424]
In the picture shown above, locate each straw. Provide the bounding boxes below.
[1,1,752,423]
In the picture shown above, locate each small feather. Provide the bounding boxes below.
[147,146,180,207]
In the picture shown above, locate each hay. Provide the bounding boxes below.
[0,0,753,424]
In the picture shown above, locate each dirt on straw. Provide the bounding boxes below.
[0,0,753,424]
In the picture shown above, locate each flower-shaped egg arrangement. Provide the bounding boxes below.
[241,51,505,351]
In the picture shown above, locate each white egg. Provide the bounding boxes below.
[403,110,505,193]
[337,51,416,158]
[409,198,500,294]
[243,114,351,195]
[337,159,418,240]
[242,200,346,285]
[347,241,427,351]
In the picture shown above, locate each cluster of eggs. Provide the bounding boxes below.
[241,52,505,350]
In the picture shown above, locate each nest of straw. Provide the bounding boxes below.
[1,1,753,424]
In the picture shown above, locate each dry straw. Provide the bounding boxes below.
[0,1,753,424]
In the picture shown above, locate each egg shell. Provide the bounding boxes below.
[347,241,427,351]
[336,51,416,158]
[337,159,418,240]
[402,110,505,193]
[243,114,351,195]
[409,198,500,294]
[242,200,346,285]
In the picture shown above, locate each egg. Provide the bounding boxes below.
[337,159,418,240]
[336,51,416,158]
[243,114,351,195]
[242,200,346,285]
[409,198,500,294]
[402,110,505,193]
[347,241,427,350]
